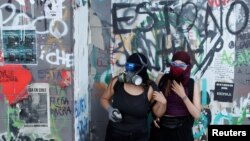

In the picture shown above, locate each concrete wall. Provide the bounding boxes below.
[89,0,250,141]
[0,0,250,141]
[73,2,89,141]
[0,0,74,141]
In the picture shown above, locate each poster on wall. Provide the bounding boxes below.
[214,82,234,102]
[44,0,63,19]
[18,83,50,134]
[2,29,37,65]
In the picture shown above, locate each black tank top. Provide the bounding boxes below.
[110,81,151,132]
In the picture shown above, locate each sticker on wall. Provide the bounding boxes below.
[214,82,234,102]
[44,0,63,19]
[18,83,51,134]
[2,29,37,65]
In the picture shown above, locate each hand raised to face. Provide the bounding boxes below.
[171,80,186,98]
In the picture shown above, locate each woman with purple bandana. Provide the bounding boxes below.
[150,51,201,141]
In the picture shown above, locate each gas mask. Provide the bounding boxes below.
[118,54,147,85]
[118,63,143,85]
[118,71,143,85]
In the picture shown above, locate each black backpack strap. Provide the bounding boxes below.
[187,78,194,101]
[148,80,160,110]
[186,78,195,124]
[147,80,160,92]
[158,74,168,95]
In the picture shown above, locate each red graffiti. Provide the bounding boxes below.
[0,50,4,65]
[0,65,32,105]
[59,70,72,89]
[208,0,230,7]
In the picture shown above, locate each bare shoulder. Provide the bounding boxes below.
[104,76,118,96]
[147,84,154,101]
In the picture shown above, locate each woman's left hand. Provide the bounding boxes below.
[171,80,186,98]
[153,91,167,104]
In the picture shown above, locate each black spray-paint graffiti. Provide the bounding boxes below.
[50,97,72,116]
[111,1,249,76]
[112,1,249,35]
[226,1,249,35]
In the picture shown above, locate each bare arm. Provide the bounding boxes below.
[191,80,202,119]
[171,80,201,120]
[100,77,117,111]
[152,93,167,117]
[152,73,167,117]
[149,86,167,118]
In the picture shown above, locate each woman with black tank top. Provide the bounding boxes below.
[150,51,201,141]
[100,53,167,141]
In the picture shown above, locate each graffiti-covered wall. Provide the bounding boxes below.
[0,0,74,141]
[74,1,89,141]
[89,0,250,141]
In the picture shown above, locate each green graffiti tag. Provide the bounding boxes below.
[221,49,250,67]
